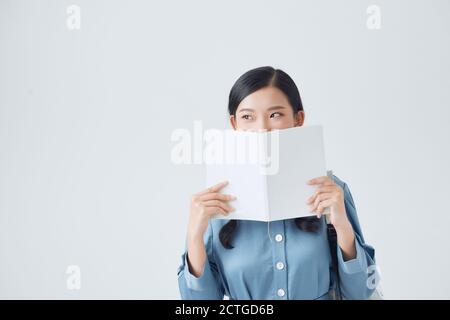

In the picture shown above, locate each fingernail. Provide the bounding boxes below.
[230,195,237,200]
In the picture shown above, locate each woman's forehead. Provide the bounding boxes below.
[236,87,291,112]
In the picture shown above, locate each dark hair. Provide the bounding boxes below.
[219,66,321,249]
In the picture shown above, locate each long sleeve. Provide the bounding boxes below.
[177,220,225,300]
[334,181,377,299]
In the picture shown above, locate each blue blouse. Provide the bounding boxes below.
[177,174,376,300]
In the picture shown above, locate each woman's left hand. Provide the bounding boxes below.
[306,176,349,229]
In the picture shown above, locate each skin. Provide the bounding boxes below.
[187,86,357,278]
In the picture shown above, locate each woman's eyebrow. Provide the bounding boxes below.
[238,106,287,113]
[267,105,287,111]
[238,108,255,113]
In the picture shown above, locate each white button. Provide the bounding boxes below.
[275,234,283,242]
[276,262,285,270]
[277,288,285,297]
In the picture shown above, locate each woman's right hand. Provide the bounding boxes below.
[187,180,236,241]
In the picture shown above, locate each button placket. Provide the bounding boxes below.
[270,220,288,300]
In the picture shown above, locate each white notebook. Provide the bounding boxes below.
[205,125,328,221]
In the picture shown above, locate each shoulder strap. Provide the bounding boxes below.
[326,220,342,300]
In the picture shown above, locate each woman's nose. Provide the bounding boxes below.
[257,119,271,131]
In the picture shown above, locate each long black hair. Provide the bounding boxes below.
[219,66,321,249]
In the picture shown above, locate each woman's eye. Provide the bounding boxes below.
[270,112,283,118]
[241,114,253,120]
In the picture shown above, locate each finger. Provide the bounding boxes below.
[316,199,334,214]
[309,192,333,213]
[203,200,235,213]
[307,176,334,186]
[204,206,229,217]
[198,192,236,202]
[195,181,229,196]
[306,185,336,204]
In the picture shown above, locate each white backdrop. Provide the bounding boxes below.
[0,0,449,299]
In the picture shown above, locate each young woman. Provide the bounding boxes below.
[177,66,376,300]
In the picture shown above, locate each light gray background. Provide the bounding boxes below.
[1,0,449,299]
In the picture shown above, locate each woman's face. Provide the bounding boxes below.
[230,86,305,131]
